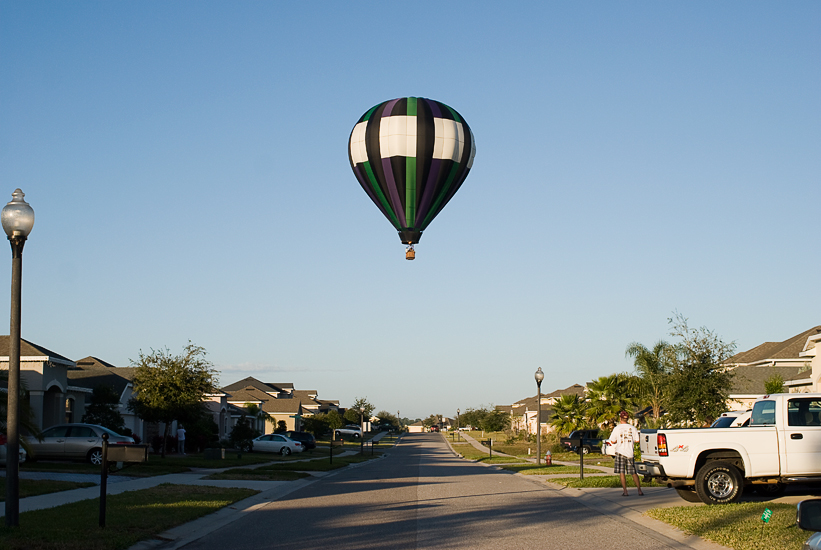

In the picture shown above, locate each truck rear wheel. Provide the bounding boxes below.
[695,461,743,504]
[675,487,703,502]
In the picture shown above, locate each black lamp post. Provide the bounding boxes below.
[535,367,544,466]
[457,408,460,430]
[2,189,34,527]
[359,406,364,454]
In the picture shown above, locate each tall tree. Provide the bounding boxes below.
[343,397,375,425]
[549,394,588,436]
[128,342,218,457]
[664,314,736,427]
[83,385,126,433]
[625,340,671,421]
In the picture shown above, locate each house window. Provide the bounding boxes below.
[65,398,74,424]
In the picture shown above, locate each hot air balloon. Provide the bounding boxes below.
[348,97,476,260]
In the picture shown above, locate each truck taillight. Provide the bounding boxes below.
[658,433,668,457]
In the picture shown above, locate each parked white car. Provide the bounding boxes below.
[251,434,304,456]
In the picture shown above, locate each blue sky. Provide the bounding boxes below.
[1,2,818,419]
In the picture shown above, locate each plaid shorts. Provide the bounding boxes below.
[614,453,636,475]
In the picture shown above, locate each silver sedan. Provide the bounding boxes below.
[25,423,134,465]
[251,434,304,456]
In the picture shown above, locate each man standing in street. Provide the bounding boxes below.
[608,410,643,496]
[177,424,186,455]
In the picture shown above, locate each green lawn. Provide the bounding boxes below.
[546,475,668,488]
[0,484,257,550]
[0,478,96,500]
[647,502,805,550]
[203,469,310,481]
[498,464,601,475]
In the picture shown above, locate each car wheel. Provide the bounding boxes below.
[675,487,703,502]
[334,431,341,438]
[354,433,360,439]
[695,461,743,504]
[88,448,103,466]
[754,483,786,497]
[280,447,292,456]
[581,446,591,455]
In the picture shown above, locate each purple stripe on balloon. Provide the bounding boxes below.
[417,158,442,225]
[427,99,442,118]
[382,98,400,117]
[354,165,389,219]
[381,158,406,227]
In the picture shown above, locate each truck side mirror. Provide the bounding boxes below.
[797,500,821,531]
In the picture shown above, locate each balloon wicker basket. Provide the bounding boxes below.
[405,246,416,261]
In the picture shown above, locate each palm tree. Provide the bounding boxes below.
[243,403,272,434]
[585,374,636,429]
[626,340,671,421]
[549,394,588,436]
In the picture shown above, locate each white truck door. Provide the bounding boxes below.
[783,397,821,475]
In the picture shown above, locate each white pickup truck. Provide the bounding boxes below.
[637,393,821,504]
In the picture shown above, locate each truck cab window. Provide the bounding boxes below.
[751,400,776,426]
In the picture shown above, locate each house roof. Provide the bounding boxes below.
[261,399,302,414]
[67,356,134,397]
[222,377,278,394]
[726,326,821,365]
[225,387,269,404]
[729,365,805,394]
[0,336,75,366]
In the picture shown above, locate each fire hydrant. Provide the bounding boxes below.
[545,450,552,466]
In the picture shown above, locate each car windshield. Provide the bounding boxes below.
[751,400,776,426]
[711,417,736,428]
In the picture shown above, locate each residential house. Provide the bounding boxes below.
[724,326,821,410]
[66,356,141,437]
[0,336,75,431]
[503,383,586,435]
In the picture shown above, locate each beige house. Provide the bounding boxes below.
[0,337,76,430]
[725,326,821,410]
[503,383,586,435]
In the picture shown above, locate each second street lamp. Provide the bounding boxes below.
[535,367,544,466]
[2,188,35,527]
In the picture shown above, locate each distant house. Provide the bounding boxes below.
[221,376,340,433]
[725,326,821,410]
[0,336,75,431]
[66,356,140,436]
[503,383,587,435]
[407,421,425,433]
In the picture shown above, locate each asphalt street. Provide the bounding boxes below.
[179,434,715,550]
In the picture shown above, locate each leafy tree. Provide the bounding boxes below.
[626,340,671,421]
[585,374,636,429]
[459,407,487,430]
[343,397,375,425]
[0,369,41,452]
[275,420,287,433]
[82,385,126,433]
[422,414,441,428]
[480,409,510,432]
[244,403,271,433]
[664,314,736,427]
[764,373,785,394]
[128,342,218,457]
[229,415,255,452]
[325,410,343,431]
[549,394,588,436]
[375,410,400,430]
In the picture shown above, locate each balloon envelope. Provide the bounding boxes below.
[348,97,475,244]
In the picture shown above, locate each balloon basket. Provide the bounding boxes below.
[405,246,415,261]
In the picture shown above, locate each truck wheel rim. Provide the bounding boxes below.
[707,472,734,499]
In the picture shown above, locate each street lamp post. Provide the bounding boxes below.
[535,367,544,466]
[2,189,34,527]
[359,406,364,455]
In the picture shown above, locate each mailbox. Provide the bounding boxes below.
[106,444,149,463]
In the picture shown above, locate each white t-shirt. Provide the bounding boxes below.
[177,427,186,440]
[609,423,639,457]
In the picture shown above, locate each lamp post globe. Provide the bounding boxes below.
[2,188,34,527]
[534,367,544,465]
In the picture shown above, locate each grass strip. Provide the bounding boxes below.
[647,502,803,550]
[546,475,669,488]
[0,478,96,500]
[0,483,257,550]
[203,469,309,481]
[259,454,380,472]
[498,464,600,475]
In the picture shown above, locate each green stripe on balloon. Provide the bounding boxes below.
[405,156,417,227]
[363,161,399,228]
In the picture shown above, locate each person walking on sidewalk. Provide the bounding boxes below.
[177,424,187,455]
[608,410,643,496]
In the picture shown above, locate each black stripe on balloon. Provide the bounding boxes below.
[389,156,407,226]
[415,99,435,228]
[365,101,389,208]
